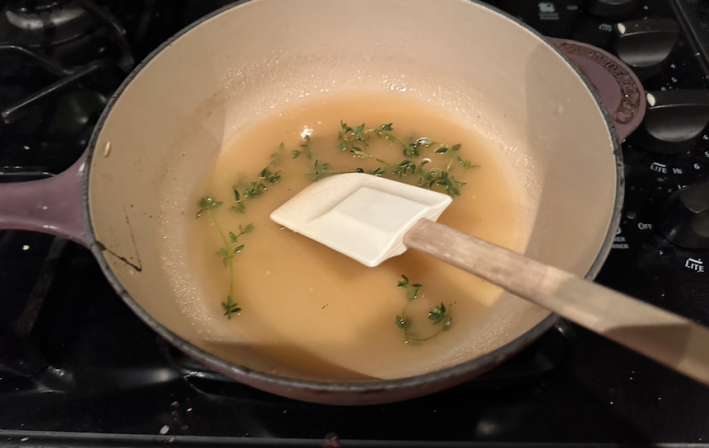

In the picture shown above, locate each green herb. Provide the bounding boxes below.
[222,295,241,318]
[353,123,366,141]
[305,159,350,181]
[197,196,222,218]
[231,144,290,213]
[231,189,246,214]
[368,122,408,146]
[197,196,253,319]
[260,167,281,185]
[371,167,387,176]
[238,163,281,202]
[435,171,466,197]
[244,181,265,199]
[392,159,417,178]
[415,165,466,197]
[394,275,452,343]
[338,121,393,166]
[428,303,449,324]
[309,159,329,181]
[403,138,435,158]
[294,137,320,163]
[458,156,477,170]
[334,122,471,197]
[375,123,394,133]
[397,275,422,301]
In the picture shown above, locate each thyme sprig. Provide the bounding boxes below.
[395,275,452,343]
[337,122,475,197]
[197,196,253,319]
[231,144,285,214]
[338,122,394,166]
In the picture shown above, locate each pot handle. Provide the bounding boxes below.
[0,152,89,247]
[550,38,646,142]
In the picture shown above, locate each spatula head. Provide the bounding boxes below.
[270,173,452,267]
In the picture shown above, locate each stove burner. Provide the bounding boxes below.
[0,0,133,72]
[0,0,133,178]
[0,0,99,49]
[5,2,85,31]
[4,0,70,13]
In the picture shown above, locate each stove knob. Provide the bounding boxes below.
[581,0,639,19]
[612,19,679,80]
[658,180,709,249]
[629,90,709,154]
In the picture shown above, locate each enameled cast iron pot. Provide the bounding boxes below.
[0,0,645,405]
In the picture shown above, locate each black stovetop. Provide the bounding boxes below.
[2,0,709,446]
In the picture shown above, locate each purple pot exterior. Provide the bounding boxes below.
[551,38,646,142]
[0,153,89,246]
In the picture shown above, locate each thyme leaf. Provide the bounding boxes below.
[371,167,387,176]
[397,275,421,301]
[395,315,409,329]
[392,159,417,178]
[222,295,241,319]
[397,275,410,287]
[428,303,448,324]
[375,123,394,133]
[305,159,349,181]
[196,197,222,218]
[395,276,453,343]
[260,167,281,185]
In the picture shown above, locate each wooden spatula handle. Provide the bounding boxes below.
[405,218,709,385]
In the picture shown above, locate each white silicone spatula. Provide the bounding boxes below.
[271,173,709,386]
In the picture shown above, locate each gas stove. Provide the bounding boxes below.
[2,0,709,446]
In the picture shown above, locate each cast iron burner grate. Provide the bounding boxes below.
[0,0,132,176]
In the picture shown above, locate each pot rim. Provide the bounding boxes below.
[81,0,624,396]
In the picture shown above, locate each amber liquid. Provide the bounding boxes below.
[187,91,528,380]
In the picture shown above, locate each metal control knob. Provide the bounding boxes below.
[581,0,639,19]
[612,19,679,80]
[658,180,709,249]
[629,90,709,154]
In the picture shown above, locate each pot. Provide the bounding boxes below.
[0,0,645,405]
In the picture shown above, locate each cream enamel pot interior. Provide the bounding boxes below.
[0,0,646,404]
